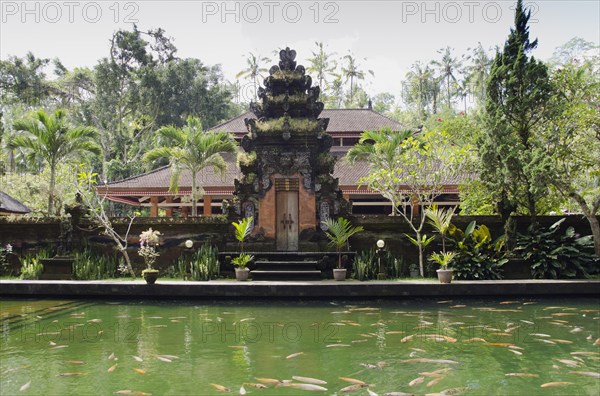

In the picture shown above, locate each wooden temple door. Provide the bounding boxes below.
[276,178,299,251]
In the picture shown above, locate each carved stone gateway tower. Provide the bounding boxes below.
[232,47,348,251]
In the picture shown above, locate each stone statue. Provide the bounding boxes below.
[57,214,73,256]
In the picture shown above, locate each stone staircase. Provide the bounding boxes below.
[219,251,356,281]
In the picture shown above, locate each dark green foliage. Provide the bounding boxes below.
[514,219,599,279]
[352,249,377,280]
[168,257,189,279]
[353,249,405,280]
[323,217,364,269]
[0,52,51,105]
[386,251,407,278]
[19,248,52,280]
[0,244,12,275]
[449,221,507,280]
[480,0,552,227]
[73,248,119,280]
[190,243,220,281]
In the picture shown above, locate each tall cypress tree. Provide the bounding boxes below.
[479,0,551,244]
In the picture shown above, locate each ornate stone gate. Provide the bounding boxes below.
[229,47,348,250]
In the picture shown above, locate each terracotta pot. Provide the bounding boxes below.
[333,268,347,281]
[235,268,250,281]
[436,269,453,284]
[143,270,159,285]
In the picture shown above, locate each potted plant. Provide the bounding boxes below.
[322,217,364,281]
[425,205,457,283]
[231,217,254,281]
[430,251,456,283]
[409,263,420,278]
[139,228,161,284]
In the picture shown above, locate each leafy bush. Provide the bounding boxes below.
[514,219,599,279]
[0,244,13,275]
[448,221,507,280]
[20,255,45,280]
[429,251,456,268]
[73,249,119,280]
[353,250,405,280]
[353,250,377,280]
[169,256,190,279]
[386,251,406,278]
[190,243,220,281]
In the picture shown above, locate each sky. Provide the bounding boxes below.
[1,0,599,102]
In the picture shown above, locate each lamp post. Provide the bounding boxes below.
[376,239,387,280]
[183,240,194,279]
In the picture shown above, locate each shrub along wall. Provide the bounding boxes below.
[0,215,597,276]
[0,217,229,273]
[348,215,599,277]
[349,215,597,251]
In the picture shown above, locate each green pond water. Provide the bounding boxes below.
[1,298,599,396]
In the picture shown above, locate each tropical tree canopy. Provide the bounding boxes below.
[9,108,100,215]
[143,116,237,217]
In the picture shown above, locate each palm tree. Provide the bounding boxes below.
[235,52,271,101]
[341,53,374,103]
[346,128,413,214]
[231,216,254,268]
[404,62,438,119]
[143,116,237,217]
[307,42,337,89]
[327,74,345,109]
[10,108,100,215]
[425,204,456,254]
[322,217,364,269]
[464,43,493,107]
[431,47,464,109]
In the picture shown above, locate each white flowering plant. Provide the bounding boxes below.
[138,228,161,271]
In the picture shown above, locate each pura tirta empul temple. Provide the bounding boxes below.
[97,48,461,236]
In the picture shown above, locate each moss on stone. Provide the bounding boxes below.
[271,69,304,80]
[267,94,307,105]
[237,151,257,167]
[255,117,320,133]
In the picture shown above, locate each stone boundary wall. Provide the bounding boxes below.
[1,215,597,273]
[0,217,229,271]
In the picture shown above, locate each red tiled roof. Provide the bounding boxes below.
[100,110,468,195]
[103,155,368,191]
[101,156,463,195]
[103,150,467,192]
[102,153,241,191]
[209,109,404,134]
